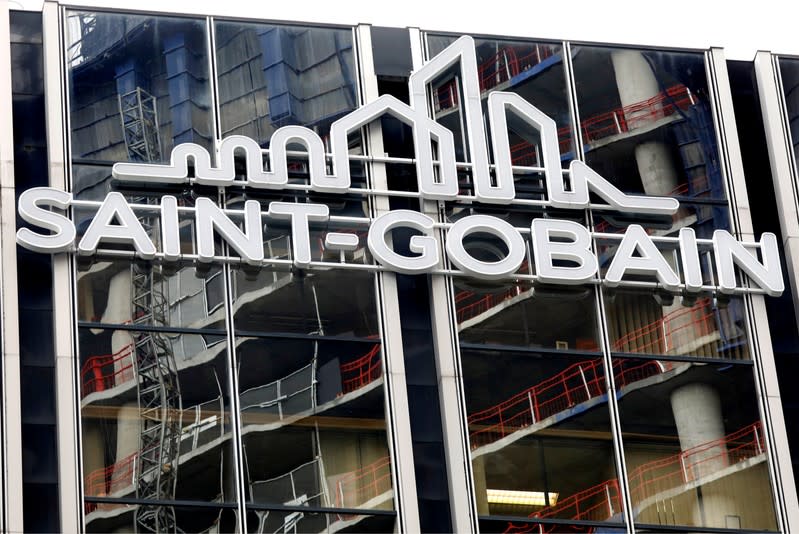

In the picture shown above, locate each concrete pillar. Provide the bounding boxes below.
[670,382,736,527]
[82,422,105,496]
[102,270,135,385]
[471,456,490,515]
[611,51,707,358]
[611,50,680,197]
[113,402,140,491]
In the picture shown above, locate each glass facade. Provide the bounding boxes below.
[66,12,395,533]
[2,5,798,534]
[425,33,778,532]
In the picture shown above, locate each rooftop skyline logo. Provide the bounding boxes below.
[15,37,784,298]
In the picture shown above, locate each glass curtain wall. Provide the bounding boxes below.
[66,11,396,533]
[425,34,779,533]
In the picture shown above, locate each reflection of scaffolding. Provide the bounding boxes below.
[66,12,96,67]
[132,263,182,532]
[119,87,162,162]
[503,422,765,533]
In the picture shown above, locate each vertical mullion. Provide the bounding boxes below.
[708,48,799,533]
[0,3,24,532]
[207,15,249,533]
[563,40,635,534]
[45,4,83,533]
[355,23,421,534]
[413,28,478,534]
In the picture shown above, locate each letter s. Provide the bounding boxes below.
[16,187,75,253]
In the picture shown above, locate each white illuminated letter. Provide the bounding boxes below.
[16,187,75,253]
[196,198,264,265]
[713,230,784,297]
[161,196,181,262]
[367,211,438,275]
[531,218,598,284]
[268,202,329,268]
[679,227,703,293]
[605,225,679,291]
[78,193,156,258]
[445,215,525,279]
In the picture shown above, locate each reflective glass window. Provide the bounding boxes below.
[66,11,213,163]
[79,327,237,532]
[463,350,620,524]
[572,46,725,202]
[615,358,777,530]
[214,22,357,143]
[426,34,575,209]
[605,290,749,360]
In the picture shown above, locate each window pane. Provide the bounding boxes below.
[457,283,599,351]
[463,350,621,524]
[232,268,378,336]
[605,290,750,360]
[80,328,237,510]
[427,34,575,212]
[237,337,393,514]
[84,503,236,533]
[67,11,213,163]
[78,260,226,331]
[244,509,395,533]
[215,22,357,144]
[572,46,724,201]
[778,57,799,177]
[615,358,777,530]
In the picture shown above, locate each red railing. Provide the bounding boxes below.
[627,421,765,504]
[504,421,765,533]
[579,84,695,145]
[612,298,716,355]
[84,450,137,513]
[435,44,557,111]
[334,455,392,513]
[456,286,524,324]
[468,359,666,449]
[340,344,382,394]
[80,344,135,398]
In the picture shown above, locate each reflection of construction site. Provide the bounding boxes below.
[460,344,776,531]
[435,35,772,531]
[66,11,395,532]
[77,256,394,532]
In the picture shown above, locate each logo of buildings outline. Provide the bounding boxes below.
[112,36,679,215]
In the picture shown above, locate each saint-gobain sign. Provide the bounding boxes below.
[15,36,784,298]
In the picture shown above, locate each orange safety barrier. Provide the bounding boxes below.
[84,450,138,513]
[504,421,765,533]
[435,44,557,111]
[456,286,524,324]
[467,359,666,449]
[80,344,135,398]
[440,76,695,172]
[340,344,382,394]
[334,455,392,517]
[612,298,716,355]
[627,421,764,504]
